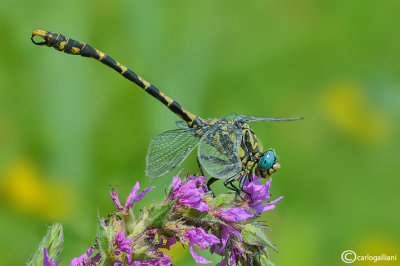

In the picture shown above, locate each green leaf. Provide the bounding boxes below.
[212,193,236,207]
[27,223,64,266]
[241,224,277,252]
[182,206,202,221]
[97,213,110,256]
[147,203,173,229]
[253,253,275,266]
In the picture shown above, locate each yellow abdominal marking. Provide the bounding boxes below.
[59,42,66,50]
[120,65,127,74]
[70,47,80,54]
[116,62,127,74]
[138,76,151,89]
[162,92,174,105]
[97,50,105,60]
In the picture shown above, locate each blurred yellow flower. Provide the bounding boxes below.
[322,82,390,145]
[354,234,399,266]
[1,160,76,220]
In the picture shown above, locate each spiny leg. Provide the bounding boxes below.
[197,156,206,177]
[197,156,217,196]
[206,178,218,197]
[223,175,241,195]
[239,171,253,202]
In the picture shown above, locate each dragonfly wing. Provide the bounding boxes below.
[175,121,188,129]
[146,128,200,179]
[198,125,242,179]
[235,114,303,123]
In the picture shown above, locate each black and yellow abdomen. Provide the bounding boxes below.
[31,30,201,127]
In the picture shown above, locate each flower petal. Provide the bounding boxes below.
[215,258,228,266]
[158,237,177,250]
[115,231,125,242]
[189,244,212,264]
[127,186,155,208]
[69,246,94,266]
[90,253,102,263]
[43,248,59,266]
[224,225,242,241]
[125,182,140,208]
[172,176,182,191]
[220,207,254,222]
[109,187,123,211]
[186,228,220,246]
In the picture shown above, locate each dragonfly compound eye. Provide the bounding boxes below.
[259,150,276,171]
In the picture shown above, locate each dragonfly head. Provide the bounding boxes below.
[256,149,280,178]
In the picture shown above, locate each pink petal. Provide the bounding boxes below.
[43,248,58,266]
[215,258,227,266]
[127,186,155,207]
[125,182,140,207]
[69,246,94,266]
[189,244,212,264]
[224,224,242,241]
[109,187,123,211]
[220,207,254,222]
[172,176,182,191]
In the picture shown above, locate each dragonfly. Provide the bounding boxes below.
[31,30,302,195]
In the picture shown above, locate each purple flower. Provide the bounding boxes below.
[113,232,133,264]
[70,246,101,266]
[171,176,209,212]
[109,182,155,212]
[216,207,254,222]
[243,176,283,214]
[210,225,242,255]
[215,248,242,266]
[43,248,58,266]
[156,236,177,250]
[184,228,220,264]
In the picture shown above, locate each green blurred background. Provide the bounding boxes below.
[1,0,399,265]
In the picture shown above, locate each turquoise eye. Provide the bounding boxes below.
[259,150,275,170]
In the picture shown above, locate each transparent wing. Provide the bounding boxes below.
[225,113,303,122]
[198,124,242,179]
[146,128,201,179]
[175,121,189,129]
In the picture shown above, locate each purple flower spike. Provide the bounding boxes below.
[109,182,155,212]
[244,176,283,214]
[211,224,242,256]
[70,246,101,266]
[172,176,209,212]
[43,248,59,266]
[113,232,133,264]
[185,228,220,247]
[185,228,220,264]
[218,207,254,222]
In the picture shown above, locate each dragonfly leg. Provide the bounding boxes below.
[206,177,218,197]
[239,172,253,203]
[196,156,206,177]
[223,176,241,195]
[197,156,217,196]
